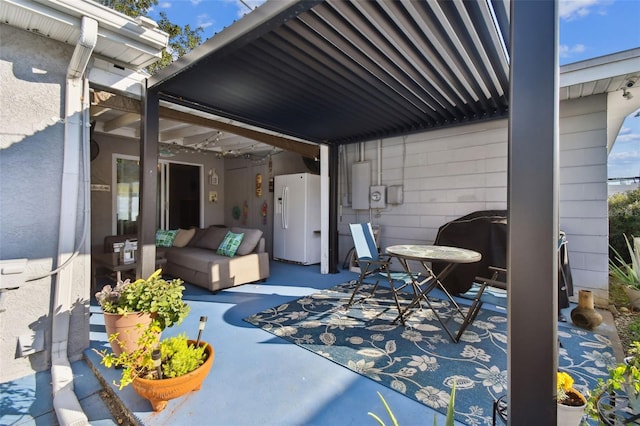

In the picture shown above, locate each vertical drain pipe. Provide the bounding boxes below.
[52,16,97,426]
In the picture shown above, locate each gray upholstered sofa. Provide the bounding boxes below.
[160,226,270,292]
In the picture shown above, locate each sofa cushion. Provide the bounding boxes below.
[231,227,264,255]
[173,228,196,247]
[187,227,207,247]
[156,229,178,247]
[217,231,244,257]
[193,226,228,250]
[165,247,230,272]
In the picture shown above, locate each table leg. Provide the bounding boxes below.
[394,259,468,342]
[392,257,437,325]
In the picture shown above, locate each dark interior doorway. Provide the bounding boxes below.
[168,163,200,229]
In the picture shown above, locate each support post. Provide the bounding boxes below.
[138,81,160,279]
[508,1,559,424]
[328,144,339,273]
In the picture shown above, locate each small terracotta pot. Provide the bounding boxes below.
[103,312,155,356]
[132,340,214,412]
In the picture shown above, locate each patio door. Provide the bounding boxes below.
[115,157,201,234]
[158,162,201,230]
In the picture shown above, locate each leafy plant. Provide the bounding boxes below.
[95,269,190,330]
[157,333,206,379]
[629,318,640,342]
[609,235,640,290]
[368,392,398,426]
[368,382,455,426]
[587,341,640,419]
[97,326,207,389]
[609,188,640,263]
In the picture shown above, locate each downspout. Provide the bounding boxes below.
[52,16,97,426]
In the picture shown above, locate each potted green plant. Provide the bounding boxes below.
[587,341,640,421]
[95,269,190,355]
[97,318,214,412]
[609,234,640,309]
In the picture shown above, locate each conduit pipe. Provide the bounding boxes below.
[377,139,382,186]
[52,16,97,426]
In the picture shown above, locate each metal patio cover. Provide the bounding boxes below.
[144,3,563,422]
[148,0,511,146]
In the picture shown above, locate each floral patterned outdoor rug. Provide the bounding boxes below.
[244,281,617,425]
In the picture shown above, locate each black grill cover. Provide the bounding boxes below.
[432,210,507,295]
[432,210,573,309]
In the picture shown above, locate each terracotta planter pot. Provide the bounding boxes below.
[132,340,214,412]
[103,312,154,356]
[557,388,586,426]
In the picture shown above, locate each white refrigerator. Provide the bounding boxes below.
[273,173,321,265]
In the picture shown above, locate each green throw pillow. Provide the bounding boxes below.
[217,231,244,257]
[156,229,178,247]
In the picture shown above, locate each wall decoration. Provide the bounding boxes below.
[208,169,219,185]
[256,173,262,197]
[232,206,241,220]
[261,201,268,225]
[242,201,248,225]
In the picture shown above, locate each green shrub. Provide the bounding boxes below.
[609,188,640,263]
[629,318,640,343]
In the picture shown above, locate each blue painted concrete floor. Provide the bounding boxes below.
[1,261,621,425]
[86,262,457,426]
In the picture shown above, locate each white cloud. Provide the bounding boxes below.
[610,150,640,161]
[615,130,640,145]
[191,0,202,4]
[559,0,609,21]
[197,14,213,29]
[559,43,586,58]
[159,1,171,9]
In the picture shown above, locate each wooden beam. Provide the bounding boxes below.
[92,91,140,114]
[159,108,320,159]
[92,91,320,159]
[161,126,213,143]
[103,112,139,132]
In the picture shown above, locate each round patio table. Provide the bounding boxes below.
[385,245,481,342]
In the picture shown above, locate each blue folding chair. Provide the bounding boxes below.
[348,223,412,322]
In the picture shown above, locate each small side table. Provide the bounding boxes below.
[91,253,167,295]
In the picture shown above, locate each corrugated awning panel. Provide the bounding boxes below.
[156,0,510,144]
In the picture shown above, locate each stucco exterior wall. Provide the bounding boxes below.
[338,97,609,303]
[0,24,90,382]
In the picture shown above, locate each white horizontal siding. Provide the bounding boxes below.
[340,95,609,300]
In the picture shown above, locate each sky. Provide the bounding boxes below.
[146,0,640,179]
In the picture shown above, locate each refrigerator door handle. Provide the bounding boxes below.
[282,186,288,229]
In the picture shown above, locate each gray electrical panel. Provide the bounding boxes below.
[387,185,404,205]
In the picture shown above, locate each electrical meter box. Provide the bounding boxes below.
[370,185,386,209]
